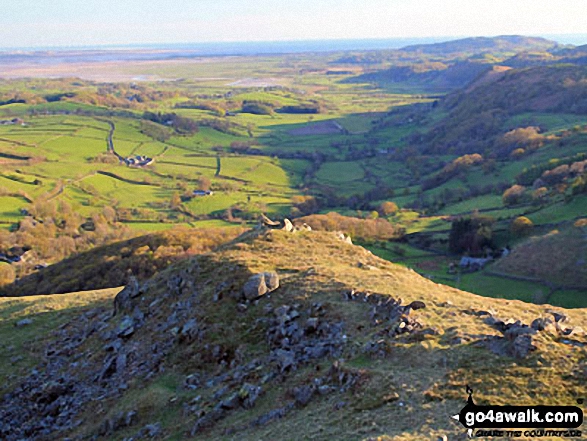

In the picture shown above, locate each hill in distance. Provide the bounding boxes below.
[0,228,585,440]
[421,64,587,153]
[400,35,559,56]
[350,61,493,92]
[344,35,580,92]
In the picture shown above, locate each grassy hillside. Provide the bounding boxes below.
[492,225,587,289]
[0,229,585,440]
[421,64,587,154]
[349,61,492,92]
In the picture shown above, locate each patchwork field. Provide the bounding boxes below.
[1,48,587,310]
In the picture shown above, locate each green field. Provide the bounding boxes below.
[1,52,587,311]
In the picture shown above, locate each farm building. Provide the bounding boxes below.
[193,190,213,196]
[459,256,492,270]
[124,155,153,167]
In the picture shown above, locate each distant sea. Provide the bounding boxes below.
[0,38,451,65]
[2,35,586,65]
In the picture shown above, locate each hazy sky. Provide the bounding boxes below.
[0,0,585,48]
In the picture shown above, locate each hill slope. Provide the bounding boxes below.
[401,35,558,55]
[421,64,587,154]
[351,61,492,91]
[0,228,585,440]
[1,227,243,296]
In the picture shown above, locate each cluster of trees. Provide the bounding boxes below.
[516,153,587,185]
[496,127,545,158]
[1,227,244,296]
[278,102,322,114]
[378,201,399,216]
[448,215,495,255]
[290,195,319,216]
[241,101,274,116]
[422,153,483,190]
[502,184,527,206]
[418,65,587,157]
[0,199,133,286]
[142,112,199,135]
[0,82,179,110]
[295,212,405,242]
[510,216,534,236]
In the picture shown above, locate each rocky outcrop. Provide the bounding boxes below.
[113,276,141,316]
[243,272,280,300]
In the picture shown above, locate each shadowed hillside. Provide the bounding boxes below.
[1,227,244,297]
[0,228,584,440]
[421,64,587,154]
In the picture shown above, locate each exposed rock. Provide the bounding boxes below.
[260,213,281,228]
[239,383,262,409]
[98,410,137,436]
[293,385,315,407]
[113,276,140,316]
[184,373,201,390]
[117,316,135,338]
[243,272,279,300]
[273,349,296,373]
[531,317,553,332]
[220,393,240,410]
[282,218,294,232]
[298,223,312,231]
[136,422,162,438]
[335,232,352,244]
[550,311,568,323]
[511,334,535,359]
[250,403,294,426]
[263,272,280,292]
[191,407,225,435]
[243,274,268,300]
[407,301,426,311]
[485,318,538,358]
[305,317,319,333]
[177,319,200,343]
[14,318,33,327]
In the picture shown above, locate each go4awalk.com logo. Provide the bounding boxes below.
[452,386,584,438]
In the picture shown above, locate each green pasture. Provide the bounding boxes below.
[528,195,587,225]
[439,194,503,215]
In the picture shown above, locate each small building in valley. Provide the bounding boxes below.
[193,190,213,197]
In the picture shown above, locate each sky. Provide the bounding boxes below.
[0,0,585,48]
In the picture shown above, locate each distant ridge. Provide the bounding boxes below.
[401,35,558,55]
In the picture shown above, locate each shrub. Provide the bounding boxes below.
[0,263,15,287]
[511,216,534,236]
[379,201,399,216]
[448,215,495,255]
[502,184,526,206]
[295,212,404,242]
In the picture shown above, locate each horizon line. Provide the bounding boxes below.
[1,33,586,53]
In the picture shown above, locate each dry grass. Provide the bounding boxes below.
[2,230,586,440]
